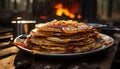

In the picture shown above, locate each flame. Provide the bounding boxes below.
[55,3,75,18]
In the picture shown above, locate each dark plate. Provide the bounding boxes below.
[14,34,114,58]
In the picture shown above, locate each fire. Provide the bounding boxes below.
[55,3,75,18]
[55,3,82,19]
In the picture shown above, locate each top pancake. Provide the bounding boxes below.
[35,20,94,34]
[31,20,98,37]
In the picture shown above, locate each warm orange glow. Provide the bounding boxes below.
[55,3,75,18]
[69,1,80,14]
[77,15,82,19]
[39,16,48,19]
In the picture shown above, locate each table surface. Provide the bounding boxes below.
[0,42,118,69]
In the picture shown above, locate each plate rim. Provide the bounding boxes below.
[14,34,114,57]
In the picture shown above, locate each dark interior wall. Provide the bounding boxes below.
[0,0,119,25]
[82,0,97,22]
[0,0,6,9]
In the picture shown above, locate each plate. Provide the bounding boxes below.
[14,34,114,58]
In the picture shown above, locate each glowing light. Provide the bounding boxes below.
[77,15,82,19]
[55,3,75,18]
[39,16,48,19]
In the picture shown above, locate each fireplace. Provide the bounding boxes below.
[32,0,97,23]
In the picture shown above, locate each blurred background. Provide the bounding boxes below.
[0,0,120,41]
[0,0,119,27]
[0,0,120,69]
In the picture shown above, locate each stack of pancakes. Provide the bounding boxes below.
[24,20,104,54]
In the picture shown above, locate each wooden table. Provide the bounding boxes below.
[0,42,118,69]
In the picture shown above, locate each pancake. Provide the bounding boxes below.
[46,33,96,43]
[26,40,102,54]
[30,28,65,36]
[73,42,102,53]
[35,20,78,33]
[23,20,104,54]
[35,20,94,34]
[27,35,98,46]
